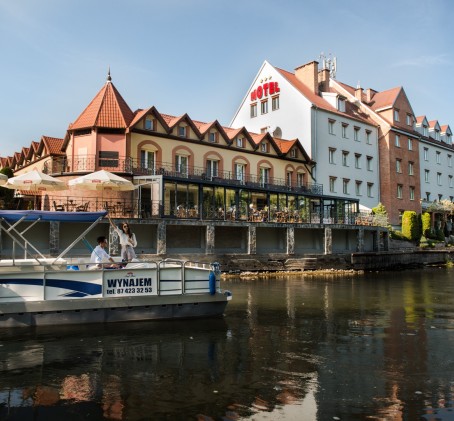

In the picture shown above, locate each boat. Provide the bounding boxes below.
[0,210,232,328]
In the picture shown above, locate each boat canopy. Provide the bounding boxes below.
[0,210,108,223]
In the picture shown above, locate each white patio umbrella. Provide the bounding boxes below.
[0,173,7,186]
[68,170,135,191]
[3,169,66,191]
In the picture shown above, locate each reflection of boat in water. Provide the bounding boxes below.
[0,318,230,420]
[0,210,232,328]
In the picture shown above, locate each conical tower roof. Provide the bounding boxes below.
[70,70,134,130]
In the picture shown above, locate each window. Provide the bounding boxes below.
[206,159,219,178]
[236,137,244,148]
[140,150,155,170]
[145,118,154,130]
[408,161,414,175]
[424,147,429,161]
[406,114,412,126]
[449,175,453,188]
[423,125,428,137]
[408,138,413,150]
[235,163,246,183]
[448,154,452,167]
[447,134,452,145]
[397,184,403,199]
[98,151,118,167]
[208,132,218,143]
[395,135,400,147]
[354,127,360,141]
[366,130,372,144]
[261,142,268,153]
[437,172,442,185]
[426,192,431,201]
[259,167,270,186]
[297,173,304,187]
[272,96,279,111]
[425,169,430,182]
[394,109,400,122]
[175,154,188,175]
[290,148,297,158]
[343,179,349,194]
[329,148,336,164]
[355,180,362,196]
[261,100,268,114]
[250,103,257,118]
[286,171,292,187]
[436,151,441,164]
[367,183,373,197]
[438,194,443,201]
[178,126,187,137]
[338,97,346,112]
[366,156,373,171]
[329,176,336,193]
[435,129,440,141]
[342,151,349,166]
[328,119,335,135]
[409,186,415,200]
[342,123,348,138]
[396,159,402,173]
[355,153,361,169]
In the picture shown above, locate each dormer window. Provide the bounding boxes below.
[290,148,297,158]
[406,114,412,126]
[145,118,154,130]
[178,126,187,138]
[435,129,440,141]
[337,97,346,112]
[423,125,428,137]
[261,142,268,153]
[236,137,244,148]
[394,109,400,122]
[208,132,218,143]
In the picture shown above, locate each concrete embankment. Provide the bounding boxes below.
[146,248,454,273]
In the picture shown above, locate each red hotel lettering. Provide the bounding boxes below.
[250,82,280,102]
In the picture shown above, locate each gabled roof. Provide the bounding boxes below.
[37,136,65,156]
[416,115,428,125]
[160,113,202,139]
[128,106,171,134]
[192,120,231,145]
[366,87,401,111]
[428,120,440,130]
[69,76,134,131]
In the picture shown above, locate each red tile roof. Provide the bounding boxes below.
[70,81,134,130]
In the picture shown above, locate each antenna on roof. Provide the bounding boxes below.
[107,66,112,82]
[319,52,337,79]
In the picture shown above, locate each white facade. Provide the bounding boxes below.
[230,60,380,210]
[417,119,454,205]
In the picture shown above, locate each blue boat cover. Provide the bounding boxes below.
[0,210,107,223]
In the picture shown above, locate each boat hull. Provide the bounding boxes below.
[0,260,231,328]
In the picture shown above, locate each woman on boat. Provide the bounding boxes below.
[108,216,137,262]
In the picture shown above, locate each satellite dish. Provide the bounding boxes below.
[272,126,282,138]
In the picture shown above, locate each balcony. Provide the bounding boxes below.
[43,156,323,196]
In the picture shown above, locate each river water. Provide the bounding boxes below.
[1,268,454,420]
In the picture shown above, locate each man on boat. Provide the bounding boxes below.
[90,236,120,269]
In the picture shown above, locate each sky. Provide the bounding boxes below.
[0,0,452,157]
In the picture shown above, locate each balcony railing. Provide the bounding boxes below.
[43,156,323,196]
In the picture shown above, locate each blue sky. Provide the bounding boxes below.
[0,0,452,157]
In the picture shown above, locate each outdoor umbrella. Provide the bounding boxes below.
[3,169,66,191]
[68,170,135,191]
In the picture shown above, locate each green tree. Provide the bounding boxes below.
[401,211,419,241]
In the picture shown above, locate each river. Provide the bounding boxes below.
[1,267,454,420]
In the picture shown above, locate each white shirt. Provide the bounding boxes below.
[90,245,112,264]
[114,227,137,248]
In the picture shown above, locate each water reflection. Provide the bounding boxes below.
[1,268,454,420]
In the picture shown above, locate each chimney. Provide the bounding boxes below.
[365,88,375,103]
[355,85,363,101]
[318,68,330,93]
[295,61,319,94]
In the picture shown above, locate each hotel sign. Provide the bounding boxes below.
[250,81,280,101]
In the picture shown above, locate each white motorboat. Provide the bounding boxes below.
[0,210,232,328]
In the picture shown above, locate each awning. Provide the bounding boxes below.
[0,210,107,223]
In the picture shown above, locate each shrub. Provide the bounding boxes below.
[421,212,431,237]
[401,211,419,241]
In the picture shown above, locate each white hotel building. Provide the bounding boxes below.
[230,60,380,212]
